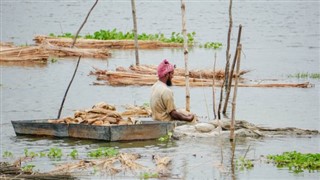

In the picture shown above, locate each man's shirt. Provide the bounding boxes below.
[150,80,176,121]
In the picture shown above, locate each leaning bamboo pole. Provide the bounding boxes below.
[223,25,242,115]
[71,0,99,48]
[230,44,242,141]
[131,0,140,66]
[224,0,233,89]
[181,0,190,112]
[218,0,233,119]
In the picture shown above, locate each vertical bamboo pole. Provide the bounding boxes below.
[230,44,242,141]
[224,0,233,89]
[181,0,190,112]
[71,0,99,48]
[217,78,226,120]
[223,25,242,114]
[131,0,140,66]
[212,52,217,119]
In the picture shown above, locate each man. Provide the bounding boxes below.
[150,59,195,122]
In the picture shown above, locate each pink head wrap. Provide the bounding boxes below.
[157,59,174,78]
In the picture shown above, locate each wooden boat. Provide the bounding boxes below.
[11,119,179,141]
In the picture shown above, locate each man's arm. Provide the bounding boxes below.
[169,110,194,122]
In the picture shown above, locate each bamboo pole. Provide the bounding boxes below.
[218,0,232,119]
[217,80,225,119]
[230,44,242,141]
[212,52,217,119]
[57,56,82,119]
[223,25,242,115]
[181,0,190,112]
[71,0,99,48]
[131,0,140,66]
[224,0,233,90]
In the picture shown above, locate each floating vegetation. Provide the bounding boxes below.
[87,147,119,158]
[50,57,58,63]
[267,151,320,173]
[21,164,36,173]
[158,132,173,142]
[47,148,63,160]
[288,73,320,79]
[39,151,47,158]
[69,149,78,159]
[236,156,254,170]
[2,151,13,158]
[200,42,223,49]
[49,29,196,44]
[24,148,38,158]
[140,172,159,179]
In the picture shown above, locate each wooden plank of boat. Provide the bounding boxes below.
[11,119,69,137]
[11,119,176,141]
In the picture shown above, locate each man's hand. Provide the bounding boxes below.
[170,109,195,122]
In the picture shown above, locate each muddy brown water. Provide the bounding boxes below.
[1,1,319,179]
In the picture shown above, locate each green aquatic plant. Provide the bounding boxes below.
[201,42,223,49]
[47,147,63,160]
[158,132,173,142]
[236,156,254,170]
[69,149,79,159]
[49,29,196,44]
[287,73,320,79]
[267,151,320,173]
[24,148,38,158]
[50,57,58,63]
[21,164,35,173]
[87,147,119,158]
[140,172,158,179]
[2,151,13,158]
[39,151,47,157]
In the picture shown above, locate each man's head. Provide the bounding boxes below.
[157,59,175,86]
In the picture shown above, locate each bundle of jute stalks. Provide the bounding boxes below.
[48,102,152,126]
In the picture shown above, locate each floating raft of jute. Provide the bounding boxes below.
[90,66,312,88]
[34,35,183,49]
[0,41,111,62]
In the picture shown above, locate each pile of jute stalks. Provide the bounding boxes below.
[0,41,111,63]
[48,102,151,126]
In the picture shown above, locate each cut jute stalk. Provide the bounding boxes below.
[181,0,190,112]
[218,0,233,119]
[223,24,242,115]
[131,0,140,66]
[71,0,99,48]
[217,79,226,120]
[230,44,242,141]
[224,0,233,90]
[212,52,217,119]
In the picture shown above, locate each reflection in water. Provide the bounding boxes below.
[230,140,236,180]
[0,61,48,68]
